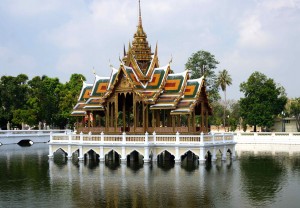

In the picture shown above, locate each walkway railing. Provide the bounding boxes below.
[0,130,71,136]
[50,131,235,146]
[235,132,300,144]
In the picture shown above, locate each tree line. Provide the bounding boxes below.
[0,74,85,130]
[1,50,299,131]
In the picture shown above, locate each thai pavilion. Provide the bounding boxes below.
[71,2,212,135]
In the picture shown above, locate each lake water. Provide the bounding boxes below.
[0,143,300,208]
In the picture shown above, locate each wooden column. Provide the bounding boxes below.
[205,110,208,132]
[201,102,204,132]
[172,116,175,132]
[156,110,160,127]
[109,103,112,127]
[146,104,148,130]
[136,102,140,127]
[142,103,146,132]
[152,110,155,129]
[115,94,118,132]
[106,104,109,132]
[122,94,126,131]
[99,113,101,127]
[188,114,191,132]
[193,111,196,133]
[133,95,136,132]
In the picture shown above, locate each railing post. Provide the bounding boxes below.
[176,132,180,144]
[145,132,149,145]
[48,145,53,159]
[223,133,225,143]
[100,132,104,143]
[153,131,156,144]
[122,132,126,144]
[68,131,72,143]
[212,132,215,144]
[80,132,83,143]
[49,132,53,143]
[200,132,204,145]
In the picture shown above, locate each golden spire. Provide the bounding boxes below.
[138,0,142,27]
[131,0,153,73]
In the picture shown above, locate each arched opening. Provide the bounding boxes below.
[127,150,144,170]
[205,151,212,163]
[53,148,68,166]
[227,149,232,158]
[17,140,33,147]
[157,150,175,170]
[204,151,212,170]
[84,149,100,169]
[181,150,199,171]
[105,150,120,169]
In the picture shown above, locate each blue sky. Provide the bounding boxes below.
[0,0,299,99]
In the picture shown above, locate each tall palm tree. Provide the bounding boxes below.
[217,69,232,131]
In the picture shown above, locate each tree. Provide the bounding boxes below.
[27,76,62,128]
[0,74,29,129]
[216,69,232,129]
[185,50,220,102]
[290,98,300,132]
[58,74,85,128]
[240,71,287,132]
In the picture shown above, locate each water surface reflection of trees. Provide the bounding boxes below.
[240,155,287,206]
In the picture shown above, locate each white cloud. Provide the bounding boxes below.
[2,0,64,17]
[0,46,36,75]
[1,0,299,98]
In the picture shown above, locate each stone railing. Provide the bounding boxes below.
[50,131,235,146]
[0,130,70,136]
[235,132,300,144]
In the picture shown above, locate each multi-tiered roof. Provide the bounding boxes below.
[72,1,212,119]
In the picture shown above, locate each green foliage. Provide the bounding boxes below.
[0,73,85,129]
[12,109,37,126]
[290,98,300,132]
[216,69,232,92]
[216,69,232,128]
[185,50,220,102]
[0,74,29,129]
[240,71,287,131]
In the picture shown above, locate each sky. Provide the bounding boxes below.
[0,0,299,100]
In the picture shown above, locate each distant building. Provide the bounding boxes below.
[272,117,298,132]
[71,1,212,134]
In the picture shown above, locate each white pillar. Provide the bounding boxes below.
[48,145,53,159]
[175,147,180,163]
[121,146,126,163]
[78,146,84,161]
[49,132,53,143]
[68,131,72,143]
[144,147,150,163]
[198,147,206,164]
[80,132,83,143]
[122,132,126,144]
[100,132,104,143]
[153,131,156,144]
[176,132,180,144]
[212,147,217,162]
[200,132,204,145]
[145,132,149,145]
[99,146,104,162]
[67,145,72,160]
[222,146,227,161]
[231,145,236,160]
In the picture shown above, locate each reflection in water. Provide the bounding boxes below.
[0,143,300,208]
[240,154,287,206]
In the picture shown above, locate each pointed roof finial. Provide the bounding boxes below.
[138,0,142,26]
